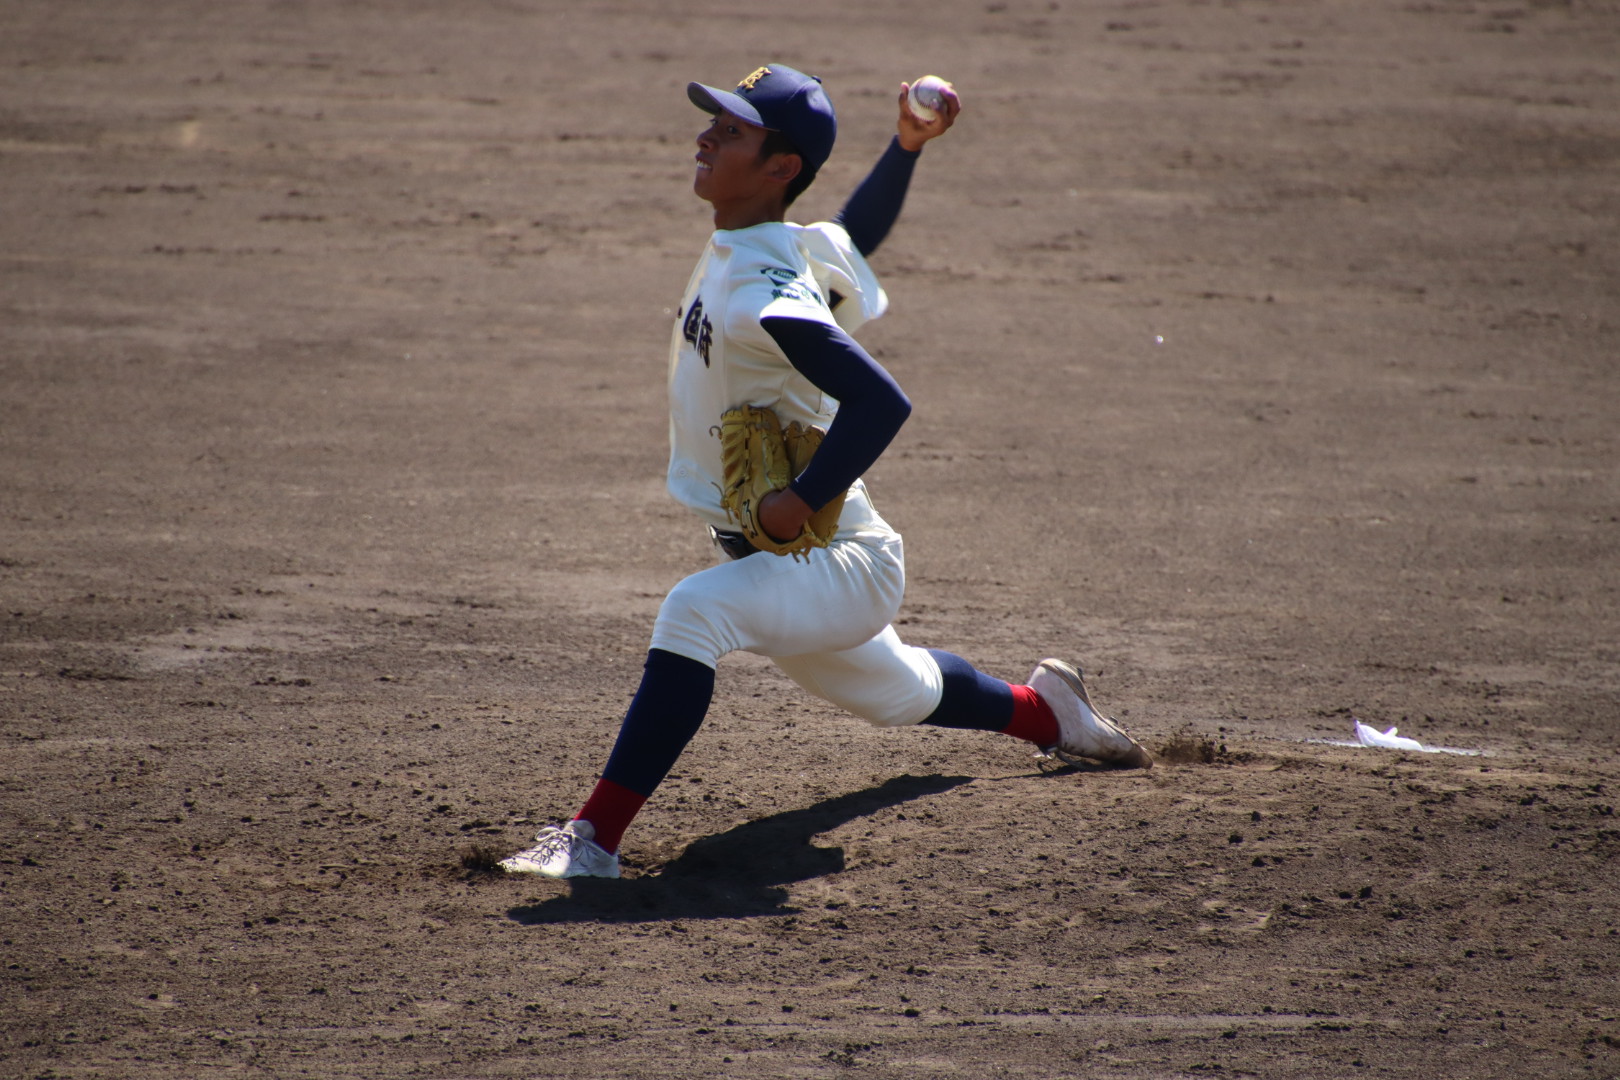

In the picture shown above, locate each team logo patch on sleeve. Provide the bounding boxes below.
[760,267,821,306]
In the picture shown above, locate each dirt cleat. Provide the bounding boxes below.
[498,819,621,879]
[1027,658,1153,769]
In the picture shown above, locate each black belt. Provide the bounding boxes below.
[710,528,759,561]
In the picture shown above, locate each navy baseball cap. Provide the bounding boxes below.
[688,64,837,176]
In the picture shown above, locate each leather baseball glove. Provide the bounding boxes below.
[714,404,845,559]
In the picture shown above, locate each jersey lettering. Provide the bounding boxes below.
[682,298,714,366]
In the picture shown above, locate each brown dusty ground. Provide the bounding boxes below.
[3,2,1619,1077]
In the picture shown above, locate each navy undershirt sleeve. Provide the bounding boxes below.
[761,316,911,513]
[833,136,920,257]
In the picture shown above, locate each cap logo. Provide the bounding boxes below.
[738,66,770,92]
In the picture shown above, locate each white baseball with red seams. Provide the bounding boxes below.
[907,76,953,123]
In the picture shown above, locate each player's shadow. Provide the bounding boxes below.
[506,772,972,925]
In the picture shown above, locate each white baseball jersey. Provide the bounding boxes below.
[665,220,889,537]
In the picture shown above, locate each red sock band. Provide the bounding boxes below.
[575,777,647,854]
[1002,683,1059,747]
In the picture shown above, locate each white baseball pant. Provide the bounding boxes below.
[647,524,944,728]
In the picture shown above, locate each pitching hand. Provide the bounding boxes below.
[897,81,961,152]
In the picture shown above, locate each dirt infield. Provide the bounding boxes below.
[3,1,1618,1076]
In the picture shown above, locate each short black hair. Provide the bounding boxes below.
[759,128,816,208]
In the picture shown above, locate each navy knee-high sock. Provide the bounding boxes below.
[576,648,714,852]
[920,649,1058,746]
[920,649,1014,730]
[601,648,715,795]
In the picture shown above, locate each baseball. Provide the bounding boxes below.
[907,75,953,123]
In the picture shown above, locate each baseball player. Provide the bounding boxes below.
[501,64,1150,879]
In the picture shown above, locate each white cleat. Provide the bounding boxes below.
[1027,658,1152,769]
[498,819,621,879]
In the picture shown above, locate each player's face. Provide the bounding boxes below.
[693,111,773,206]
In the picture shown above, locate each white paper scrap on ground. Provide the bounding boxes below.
[1354,720,1425,751]
[1308,735,1484,756]
[1305,723,1483,756]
